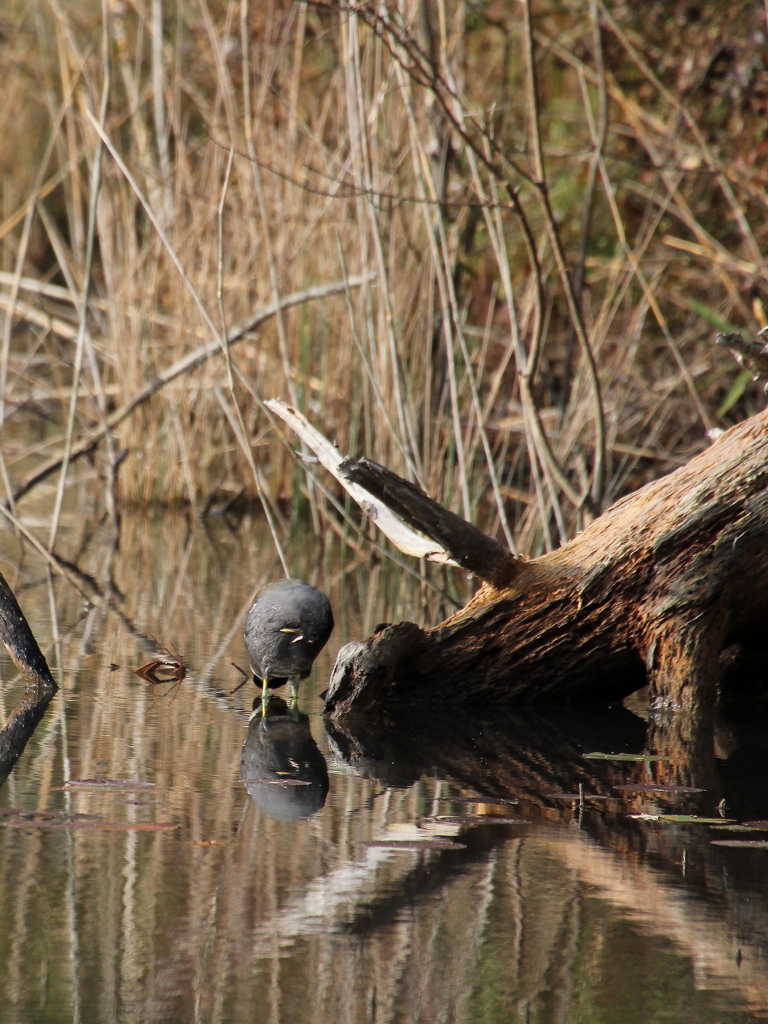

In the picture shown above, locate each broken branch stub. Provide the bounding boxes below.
[265,399,518,587]
[0,573,57,690]
[339,457,518,588]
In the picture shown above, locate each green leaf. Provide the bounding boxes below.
[688,298,741,333]
[717,367,752,417]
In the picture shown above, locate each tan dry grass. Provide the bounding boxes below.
[0,0,766,565]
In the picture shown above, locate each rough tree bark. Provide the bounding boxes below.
[0,572,57,785]
[267,401,768,717]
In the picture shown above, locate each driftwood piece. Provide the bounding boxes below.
[270,401,768,715]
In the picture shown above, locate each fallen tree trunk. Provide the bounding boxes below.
[268,402,768,716]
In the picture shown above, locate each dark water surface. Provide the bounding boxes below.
[0,511,767,1023]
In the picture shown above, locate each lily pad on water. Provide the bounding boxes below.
[584,752,669,762]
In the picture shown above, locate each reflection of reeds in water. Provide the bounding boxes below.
[0,508,456,1018]
[0,515,765,1021]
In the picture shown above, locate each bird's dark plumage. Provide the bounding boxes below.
[241,698,329,819]
[244,578,334,697]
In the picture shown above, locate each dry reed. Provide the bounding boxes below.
[0,0,766,575]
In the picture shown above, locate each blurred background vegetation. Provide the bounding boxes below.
[1,0,768,562]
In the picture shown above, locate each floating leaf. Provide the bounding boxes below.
[439,795,518,805]
[548,792,608,800]
[614,784,704,794]
[357,839,465,850]
[245,779,311,787]
[711,840,768,849]
[134,658,186,685]
[431,815,528,825]
[710,825,754,832]
[741,821,768,830]
[630,813,735,824]
[134,641,186,685]
[584,752,668,762]
[59,779,156,790]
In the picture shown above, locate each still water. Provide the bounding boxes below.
[0,509,767,1023]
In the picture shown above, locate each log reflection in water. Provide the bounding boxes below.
[0,684,57,787]
[321,704,768,1018]
[325,703,649,797]
[1,511,765,1023]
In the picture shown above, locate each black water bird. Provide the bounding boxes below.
[244,578,334,705]
[241,697,329,820]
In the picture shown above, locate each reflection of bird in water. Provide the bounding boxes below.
[244,578,334,707]
[240,698,329,820]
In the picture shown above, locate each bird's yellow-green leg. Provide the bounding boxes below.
[261,677,270,715]
[290,678,300,710]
